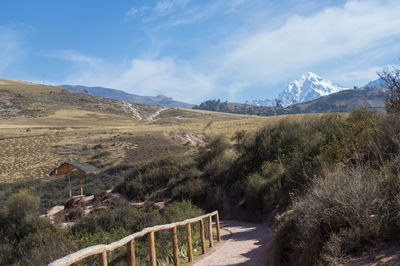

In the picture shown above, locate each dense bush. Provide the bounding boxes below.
[271,166,400,265]
[115,156,203,202]
[0,190,76,266]
[268,110,400,265]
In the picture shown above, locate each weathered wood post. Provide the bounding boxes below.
[208,215,213,247]
[216,212,221,241]
[149,232,156,266]
[79,172,84,196]
[200,219,206,254]
[186,222,193,262]
[99,250,107,266]
[172,226,179,266]
[127,239,135,266]
[67,172,72,198]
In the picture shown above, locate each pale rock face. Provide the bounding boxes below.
[277,72,348,107]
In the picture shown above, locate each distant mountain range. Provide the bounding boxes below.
[194,87,387,116]
[245,72,389,108]
[195,74,389,115]
[59,85,194,109]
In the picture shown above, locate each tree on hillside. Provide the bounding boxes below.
[379,66,400,113]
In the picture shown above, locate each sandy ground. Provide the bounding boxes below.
[194,220,271,266]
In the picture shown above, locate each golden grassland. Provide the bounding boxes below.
[0,77,329,183]
[0,106,327,182]
[0,78,63,93]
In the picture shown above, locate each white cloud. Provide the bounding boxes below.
[154,0,191,17]
[219,0,400,86]
[128,0,193,23]
[0,26,24,73]
[46,50,103,65]
[126,6,149,17]
[325,64,400,88]
[126,7,139,17]
[127,0,220,26]
[224,0,246,15]
[52,51,215,103]
[113,57,214,102]
[53,0,400,103]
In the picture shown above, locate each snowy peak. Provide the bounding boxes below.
[245,98,274,107]
[277,72,349,107]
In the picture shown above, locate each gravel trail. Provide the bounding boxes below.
[194,220,271,266]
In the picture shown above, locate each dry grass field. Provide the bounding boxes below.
[0,109,324,182]
[0,78,327,183]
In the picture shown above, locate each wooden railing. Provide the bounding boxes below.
[49,211,221,266]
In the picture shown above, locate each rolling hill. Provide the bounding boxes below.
[295,87,386,113]
[59,84,194,108]
[0,78,161,120]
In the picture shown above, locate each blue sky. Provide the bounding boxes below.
[1,0,400,104]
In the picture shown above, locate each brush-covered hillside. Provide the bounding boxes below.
[0,77,287,183]
[0,78,161,120]
[295,87,386,113]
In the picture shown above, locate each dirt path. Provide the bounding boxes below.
[148,107,167,121]
[194,220,272,266]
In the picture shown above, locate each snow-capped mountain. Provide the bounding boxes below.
[277,72,349,107]
[245,99,275,107]
[244,72,349,107]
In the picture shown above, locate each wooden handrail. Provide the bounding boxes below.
[49,210,220,266]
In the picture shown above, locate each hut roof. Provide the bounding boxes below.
[49,162,99,177]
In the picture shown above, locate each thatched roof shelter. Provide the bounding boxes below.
[50,162,98,198]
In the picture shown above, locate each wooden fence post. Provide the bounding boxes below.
[127,239,135,266]
[99,250,107,266]
[208,215,213,247]
[216,212,221,241]
[186,222,193,262]
[48,211,221,266]
[172,226,179,266]
[200,219,206,254]
[149,232,156,266]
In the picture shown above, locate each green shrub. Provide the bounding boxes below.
[16,227,76,266]
[0,190,75,265]
[171,178,207,202]
[115,156,200,201]
[197,135,230,169]
[6,189,40,221]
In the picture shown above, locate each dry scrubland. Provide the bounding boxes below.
[0,77,326,182]
[0,106,323,182]
[3,78,399,266]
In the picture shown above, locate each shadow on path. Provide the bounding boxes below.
[195,220,271,266]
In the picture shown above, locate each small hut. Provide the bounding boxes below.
[50,162,98,198]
